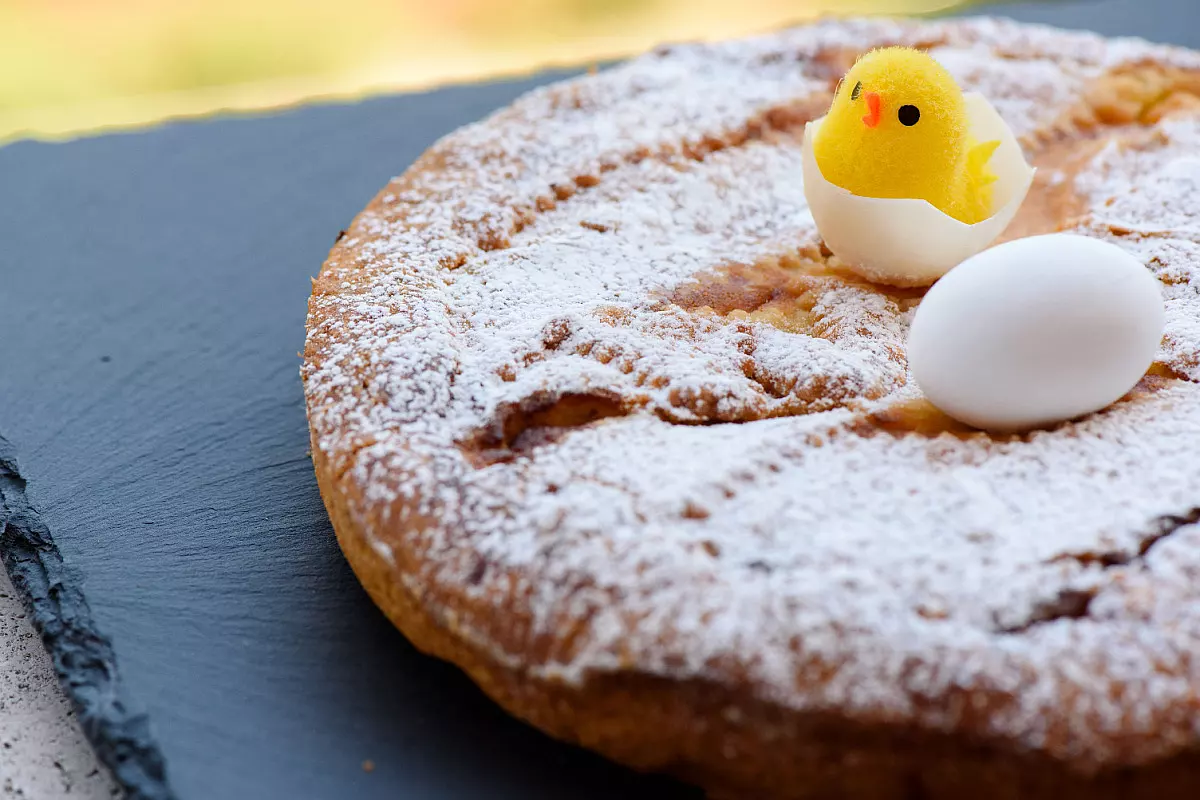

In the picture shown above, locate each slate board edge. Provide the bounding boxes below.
[0,433,175,800]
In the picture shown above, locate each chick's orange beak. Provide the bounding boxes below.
[862,91,882,128]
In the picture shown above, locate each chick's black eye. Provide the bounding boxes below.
[850,81,862,101]
[898,104,921,126]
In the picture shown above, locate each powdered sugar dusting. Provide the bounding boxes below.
[304,17,1200,771]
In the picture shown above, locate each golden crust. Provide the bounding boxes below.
[313,407,1200,799]
[305,16,1200,798]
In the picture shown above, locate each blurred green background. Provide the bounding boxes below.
[0,0,972,142]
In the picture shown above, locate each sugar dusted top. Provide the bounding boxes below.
[305,16,1200,771]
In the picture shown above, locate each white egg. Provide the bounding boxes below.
[801,93,1035,287]
[908,234,1165,432]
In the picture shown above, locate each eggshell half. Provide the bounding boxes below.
[907,234,1166,432]
[802,93,1035,287]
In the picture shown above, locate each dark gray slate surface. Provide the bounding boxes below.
[0,74,698,800]
[966,0,1200,47]
[0,1,1196,798]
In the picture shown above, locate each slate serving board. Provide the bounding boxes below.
[0,2,1196,798]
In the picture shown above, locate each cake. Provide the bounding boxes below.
[303,16,1200,798]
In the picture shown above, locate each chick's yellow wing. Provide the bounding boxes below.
[967,138,1000,187]
[960,138,1001,223]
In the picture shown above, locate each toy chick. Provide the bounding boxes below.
[812,47,999,225]
[800,46,1034,286]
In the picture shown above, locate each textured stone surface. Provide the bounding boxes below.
[0,568,119,800]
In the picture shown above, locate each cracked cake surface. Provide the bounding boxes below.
[304,16,1200,798]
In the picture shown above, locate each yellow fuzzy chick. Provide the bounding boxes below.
[813,47,1000,224]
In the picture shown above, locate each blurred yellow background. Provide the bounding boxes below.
[1,0,974,142]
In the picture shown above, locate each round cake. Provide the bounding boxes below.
[303,16,1200,799]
